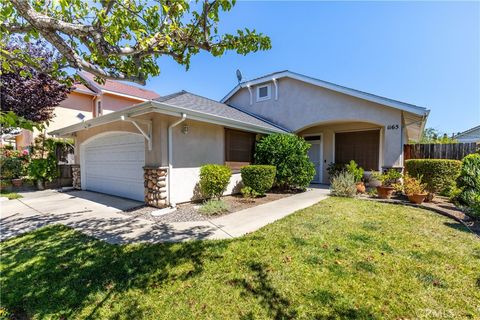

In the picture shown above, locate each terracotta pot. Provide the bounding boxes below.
[376,186,395,199]
[407,193,427,204]
[356,182,366,194]
[11,178,23,188]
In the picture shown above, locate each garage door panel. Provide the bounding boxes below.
[85,177,144,197]
[85,164,143,180]
[83,133,145,201]
[85,150,144,162]
[87,133,143,147]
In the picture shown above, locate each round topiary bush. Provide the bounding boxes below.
[405,159,462,195]
[199,164,232,200]
[240,165,276,196]
[254,134,315,190]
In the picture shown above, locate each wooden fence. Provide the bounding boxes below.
[404,143,478,161]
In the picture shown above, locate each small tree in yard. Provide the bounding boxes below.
[1,38,73,135]
[2,0,271,84]
[255,134,315,190]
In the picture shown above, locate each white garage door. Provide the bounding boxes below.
[83,132,145,201]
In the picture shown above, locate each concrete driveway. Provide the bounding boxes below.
[0,190,229,243]
[1,187,329,244]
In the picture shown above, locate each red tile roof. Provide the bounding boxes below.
[72,82,96,95]
[78,72,160,100]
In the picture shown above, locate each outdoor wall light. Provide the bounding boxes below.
[181,124,189,135]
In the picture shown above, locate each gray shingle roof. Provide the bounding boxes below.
[154,91,289,132]
[455,125,480,140]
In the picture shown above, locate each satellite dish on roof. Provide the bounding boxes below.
[236,69,243,83]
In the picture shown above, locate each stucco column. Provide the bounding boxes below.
[382,125,403,169]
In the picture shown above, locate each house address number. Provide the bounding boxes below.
[387,124,399,130]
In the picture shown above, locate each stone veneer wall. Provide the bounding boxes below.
[144,166,168,208]
[72,165,81,189]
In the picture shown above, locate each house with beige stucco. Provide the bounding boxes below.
[50,70,429,208]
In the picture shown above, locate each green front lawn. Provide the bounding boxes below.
[1,198,479,319]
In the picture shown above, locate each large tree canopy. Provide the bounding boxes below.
[1,0,271,84]
[0,38,72,133]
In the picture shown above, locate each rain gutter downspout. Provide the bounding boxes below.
[167,113,187,207]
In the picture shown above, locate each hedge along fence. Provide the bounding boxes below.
[240,165,276,196]
[405,159,462,195]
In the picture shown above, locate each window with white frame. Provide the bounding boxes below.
[96,100,102,116]
[256,84,271,102]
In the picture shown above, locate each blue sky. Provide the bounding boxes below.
[143,1,480,134]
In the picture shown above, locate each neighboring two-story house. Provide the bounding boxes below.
[14,72,160,149]
[50,70,429,207]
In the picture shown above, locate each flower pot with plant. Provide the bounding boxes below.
[375,169,402,199]
[346,160,365,193]
[367,171,382,188]
[402,174,428,204]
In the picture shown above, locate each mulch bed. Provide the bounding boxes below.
[361,193,480,237]
[122,191,297,223]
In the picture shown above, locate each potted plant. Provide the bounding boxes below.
[402,174,428,204]
[346,160,365,193]
[367,171,382,187]
[375,169,402,199]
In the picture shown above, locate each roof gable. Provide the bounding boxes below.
[78,72,160,100]
[455,125,480,139]
[49,91,288,137]
[222,70,429,117]
[154,91,288,132]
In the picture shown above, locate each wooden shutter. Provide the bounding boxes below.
[335,130,380,171]
[225,129,255,166]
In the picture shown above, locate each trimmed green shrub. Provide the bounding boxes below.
[456,153,480,218]
[199,199,230,215]
[330,171,357,197]
[199,164,232,200]
[254,134,315,190]
[240,165,276,196]
[241,186,259,201]
[405,159,462,194]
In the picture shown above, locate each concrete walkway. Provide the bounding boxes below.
[1,187,329,244]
